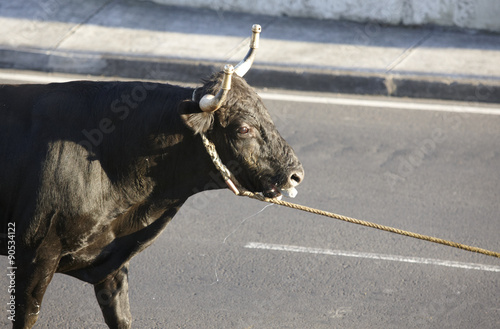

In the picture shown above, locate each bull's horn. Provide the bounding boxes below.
[234,24,261,77]
[199,64,234,112]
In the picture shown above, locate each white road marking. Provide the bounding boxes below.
[1,70,499,115]
[0,71,76,84]
[245,242,500,272]
[259,92,500,115]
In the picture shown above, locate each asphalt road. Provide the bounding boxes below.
[1,71,499,328]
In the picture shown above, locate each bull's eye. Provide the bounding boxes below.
[238,126,250,135]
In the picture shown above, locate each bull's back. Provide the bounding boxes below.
[0,83,99,238]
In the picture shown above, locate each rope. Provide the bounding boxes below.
[239,191,500,259]
[199,133,500,259]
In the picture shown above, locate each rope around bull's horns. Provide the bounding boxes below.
[200,133,500,259]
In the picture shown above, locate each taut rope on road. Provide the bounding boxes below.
[200,133,500,259]
[240,191,500,259]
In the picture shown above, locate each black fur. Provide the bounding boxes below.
[0,72,303,328]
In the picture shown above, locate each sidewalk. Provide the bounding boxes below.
[1,0,500,103]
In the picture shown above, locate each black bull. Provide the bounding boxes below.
[0,72,304,328]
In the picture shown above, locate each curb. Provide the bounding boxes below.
[1,47,499,104]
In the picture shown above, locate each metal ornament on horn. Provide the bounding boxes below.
[234,24,261,77]
[198,24,262,112]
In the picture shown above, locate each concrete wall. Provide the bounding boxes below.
[150,0,500,32]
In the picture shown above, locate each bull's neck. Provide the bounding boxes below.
[144,131,227,202]
[96,85,225,204]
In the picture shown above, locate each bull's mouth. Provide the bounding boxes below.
[262,184,298,199]
[234,174,299,200]
[262,185,281,199]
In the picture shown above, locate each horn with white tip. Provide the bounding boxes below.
[234,24,261,77]
[199,64,234,112]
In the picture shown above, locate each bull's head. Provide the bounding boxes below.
[179,25,304,199]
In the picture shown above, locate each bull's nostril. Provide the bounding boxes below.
[290,171,304,186]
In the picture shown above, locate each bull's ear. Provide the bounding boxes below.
[178,100,214,134]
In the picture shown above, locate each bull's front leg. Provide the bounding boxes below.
[12,249,60,329]
[94,263,132,329]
